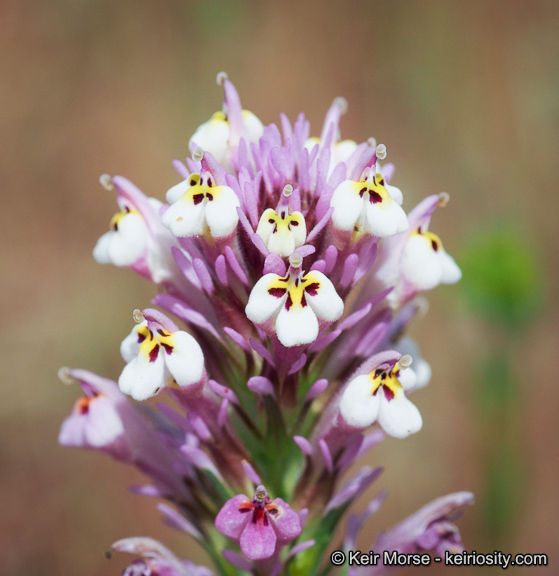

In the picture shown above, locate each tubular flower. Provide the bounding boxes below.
[61,74,472,576]
[162,156,240,240]
[339,360,422,438]
[255,185,307,257]
[401,226,461,291]
[119,308,205,401]
[189,73,264,172]
[245,254,343,347]
[93,175,177,283]
[330,158,408,240]
[215,485,301,561]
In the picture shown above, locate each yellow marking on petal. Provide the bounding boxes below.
[349,174,393,207]
[266,275,290,297]
[266,270,323,312]
[136,325,158,361]
[285,282,307,311]
[210,111,226,123]
[368,363,404,400]
[179,173,227,206]
[110,207,139,231]
[410,228,443,252]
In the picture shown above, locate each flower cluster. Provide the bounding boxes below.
[60,73,471,575]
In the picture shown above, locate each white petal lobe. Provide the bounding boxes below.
[340,375,380,428]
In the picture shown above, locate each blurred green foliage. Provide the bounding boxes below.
[458,222,545,328]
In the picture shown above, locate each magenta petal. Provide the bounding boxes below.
[269,498,302,544]
[240,518,277,560]
[215,495,251,541]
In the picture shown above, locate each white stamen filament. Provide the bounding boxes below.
[58,366,74,385]
[99,174,114,191]
[216,71,228,86]
[438,192,450,207]
[133,309,145,324]
[399,355,413,370]
[289,253,303,269]
[192,147,204,162]
[376,144,387,160]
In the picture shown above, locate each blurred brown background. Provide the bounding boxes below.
[2,0,558,574]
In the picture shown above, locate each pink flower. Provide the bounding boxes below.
[215,485,301,561]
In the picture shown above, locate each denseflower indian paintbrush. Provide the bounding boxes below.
[59,72,471,576]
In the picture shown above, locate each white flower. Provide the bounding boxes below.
[93,202,148,266]
[119,319,205,401]
[245,260,343,348]
[401,228,461,291]
[93,176,177,283]
[162,172,240,239]
[330,168,408,238]
[255,207,307,258]
[339,362,422,439]
[190,110,264,172]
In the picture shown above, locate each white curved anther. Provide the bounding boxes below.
[99,174,114,191]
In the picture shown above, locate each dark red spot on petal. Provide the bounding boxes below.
[238,504,254,513]
[206,193,214,201]
[268,287,287,298]
[383,386,395,401]
[301,293,307,307]
[290,219,299,226]
[268,218,275,224]
[431,240,439,252]
[161,343,174,355]
[304,282,320,296]
[190,179,196,186]
[252,506,268,525]
[193,193,204,205]
[369,190,383,204]
[76,396,92,415]
[374,369,383,378]
[359,187,367,198]
[207,179,213,187]
[137,332,146,344]
[149,344,160,363]
[285,292,293,311]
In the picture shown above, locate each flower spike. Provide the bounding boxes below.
[62,75,472,576]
